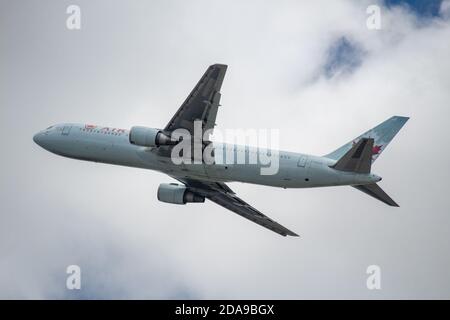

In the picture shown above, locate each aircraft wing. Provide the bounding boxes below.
[164,64,227,141]
[174,177,299,237]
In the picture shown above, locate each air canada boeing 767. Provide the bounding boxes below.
[33,64,409,237]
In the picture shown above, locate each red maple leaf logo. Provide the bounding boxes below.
[352,140,383,157]
[372,145,382,155]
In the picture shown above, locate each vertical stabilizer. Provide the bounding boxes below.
[325,116,409,163]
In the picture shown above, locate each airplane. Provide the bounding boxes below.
[33,64,409,237]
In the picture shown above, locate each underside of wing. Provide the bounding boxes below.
[164,64,227,140]
[175,177,299,237]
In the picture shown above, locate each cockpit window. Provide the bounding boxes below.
[46,126,54,130]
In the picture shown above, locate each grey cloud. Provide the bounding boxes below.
[322,36,366,79]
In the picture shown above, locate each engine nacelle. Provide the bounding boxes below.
[157,183,205,205]
[129,126,174,147]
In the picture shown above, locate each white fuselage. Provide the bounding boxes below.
[33,124,381,188]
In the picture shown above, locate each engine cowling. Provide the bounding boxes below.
[129,126,174,147]
[157,183,205,205]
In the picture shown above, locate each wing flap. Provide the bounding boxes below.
[208,192,299,237]
[164,64,227,140]
[174,177,298,237]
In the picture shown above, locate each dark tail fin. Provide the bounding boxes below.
[353,183,399,207]
[331,138,374,174]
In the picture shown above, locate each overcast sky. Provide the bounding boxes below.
[1,0,450,299]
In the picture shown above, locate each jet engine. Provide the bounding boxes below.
[129,126,175,147]
[157,183,205,205]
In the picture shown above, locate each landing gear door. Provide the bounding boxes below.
[62,125,72,136]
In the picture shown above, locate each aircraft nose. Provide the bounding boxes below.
[33,132,41,145]
[33,132,46,148]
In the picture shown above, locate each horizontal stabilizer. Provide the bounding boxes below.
[353,183,399,207]
[332,138,374,174]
